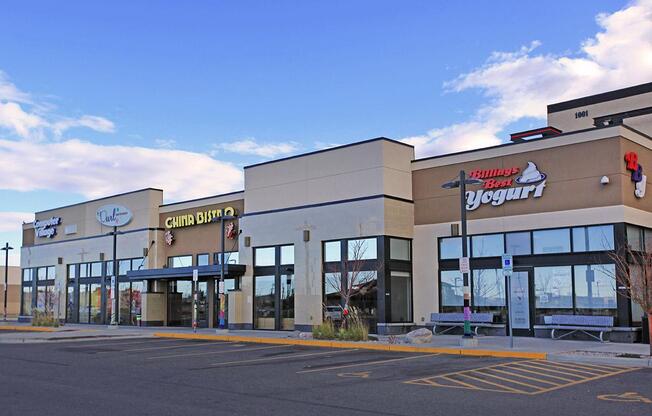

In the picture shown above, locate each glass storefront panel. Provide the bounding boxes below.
[533,229,571,254]
[472,269,505,307]
[36,286,46,310]
[574,264,617,310]
[66,284,75,323]
[440,270,463,307]
[131,282,143,325]
[324,241,341,262]
[626,224,643,251]
[254,248,275,266]
[280,274,295,330]
[215,251,239,264]
[169,256,192,268]
[90,283,102,323]
[506,232,531,255]
[90,262,102,277]
[534,266,573,309]
[348,238,377,260]
[21,286,32,316]
[280,245,294,265]
[347,271,377,327]
[390,271,412,323]
[254,275,276,329]
[119,260,132,276]
[197,254,210,266]
[572,225,614,252]
[119,282,131,325]
[79,284,89,323]
[324,273,342,307]
[390,239,411,261]
[167,280,194,326]
[472,234,504,258]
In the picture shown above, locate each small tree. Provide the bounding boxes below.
[325,239,379,329]
[608,246,652,355]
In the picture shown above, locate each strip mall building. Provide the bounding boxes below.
[20,83,652,340]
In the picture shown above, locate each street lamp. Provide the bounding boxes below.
[1,242,14,321]
[442,171,483,344]
[213,215,237,331]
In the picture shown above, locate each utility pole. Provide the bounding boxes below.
[214,215,237,331]
[1,243,14,321]
[109,227,120,326]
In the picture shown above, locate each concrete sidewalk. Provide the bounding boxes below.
[1,322,650,367]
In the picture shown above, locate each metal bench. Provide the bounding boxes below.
[428,312,502,336]
[542,315,614,342]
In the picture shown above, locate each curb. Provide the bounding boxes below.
[549,353,652,368]
[152,332,548,360]
[0,325,56,332]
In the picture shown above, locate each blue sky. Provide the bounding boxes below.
[1,0,650,265]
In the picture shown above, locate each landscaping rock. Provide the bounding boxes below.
[299,332,313,340]
[405,328,432,344]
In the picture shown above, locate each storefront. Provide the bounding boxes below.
[19,82,652,340]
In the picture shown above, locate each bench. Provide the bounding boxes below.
[539,315,614,342]
[428,312,504,336]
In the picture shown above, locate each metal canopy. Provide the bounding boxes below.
[127,264,246,281]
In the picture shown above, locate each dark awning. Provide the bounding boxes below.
[127,264,246,281]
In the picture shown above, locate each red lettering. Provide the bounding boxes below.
[625,152,638,171]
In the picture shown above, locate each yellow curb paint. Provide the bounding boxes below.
[152,332,548,360]
[0,325,56,332]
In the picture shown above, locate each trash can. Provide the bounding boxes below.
[643,314,649,344]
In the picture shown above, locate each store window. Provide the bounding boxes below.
[472,269,505,307]
[533,229,571,254]
[90,262,102,277]
[280,245,294,265]
[472,234,504,258]
[572,225,614,252]
[440,270,463,308]
[214,252,239,264]
[324,241,341,262]
[22,269,32,282]
[348,238,377,260]
[197,254,210,266]
[67,265,76,279]
[506,232,531,255]
[21,286,32,316]
[119,259,132,276]
[534,266,573,309]
[574,264,617,310]
[390,238,411,261]
[254,247,275,266]
[439,237,469,260]
[168,255,192,268]
[626,224,643,251]
[324,272,342,307]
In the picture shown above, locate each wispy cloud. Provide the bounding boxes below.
[0,212,34,233]
[212,138,299,159]
[404,0,652,158]
[154,138,177,149]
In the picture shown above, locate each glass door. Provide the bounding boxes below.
[280,274,295,330]
[254,275,276,329]
[509,269,534,336]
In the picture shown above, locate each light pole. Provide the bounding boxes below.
[442,171,483,344]
[2,243,14,321]
[213,215,237,331]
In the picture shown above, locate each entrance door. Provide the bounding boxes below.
[509,269,534,336]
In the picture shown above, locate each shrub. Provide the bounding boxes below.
[312,319,336,340]
[338,309,369,341]
[32,310,60,327]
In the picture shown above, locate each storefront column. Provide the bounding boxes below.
[207,279,215,328]
[141,280,166,326]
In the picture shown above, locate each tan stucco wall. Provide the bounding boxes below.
[0,267,21,318]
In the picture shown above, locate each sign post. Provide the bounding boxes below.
[502,254,514,348]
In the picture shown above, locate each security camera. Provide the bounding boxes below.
[600,176,610,185]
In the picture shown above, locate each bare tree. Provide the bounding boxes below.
[607,246,652,355]
[325,239,380,328]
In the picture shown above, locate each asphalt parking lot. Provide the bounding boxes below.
[1,337,650,416]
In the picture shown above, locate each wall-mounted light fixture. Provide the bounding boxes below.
[600,175,610,185]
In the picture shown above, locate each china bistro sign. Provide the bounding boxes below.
[165,206,236,229]
[96,204,133,227]
[465,161,547,211]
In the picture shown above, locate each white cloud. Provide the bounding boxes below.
[0,212,34,233]
[0,138,243,201]
[405,0,652,158]
[0,102,47,139]
[154,138,177,149]
[52,115,116,136]
[213,138,299,158]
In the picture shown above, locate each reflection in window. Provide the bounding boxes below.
[390,271,412,323]
[215,252,239,264]
[21,286,32,316]
[533,229,571,254]
[67,265,76,279]
[572,225,614,252]
[324,241,341,262]
[254,275,276,329]
[168,256,192,268]
[472,234,504,258]
[254,247,276,266]
[574,264,617,309]
[440,237,462,259]
[440,270,463,307]
[37,268,47,281]
[627,224,643,251]
[197,254,210,266]
[119,259,132,276]
[347,271,377,321]
[534,266,573,309]
[324,273,342,306]
[472,269,505,306]
[22,269,32,282]
[390,238,411,261]
[348,238,377,260]
[506,232,531,255]
[90,262,102,277]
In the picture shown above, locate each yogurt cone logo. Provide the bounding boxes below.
[515,161,547,184]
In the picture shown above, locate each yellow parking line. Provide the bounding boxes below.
[97,341,235,354]
[63,338,168,349]
[488,367,562,386]
[457,372,528,394]
[535,360,622,374]
[297,353,438,374]
[210,348,357,367]
[519,361,603,377]
[148,344,286,360]
[509,362,578,382]
[475,369,546,392]
[440,375,481,390]
[531,367,638,396]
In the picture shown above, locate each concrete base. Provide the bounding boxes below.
[460,336,479,347]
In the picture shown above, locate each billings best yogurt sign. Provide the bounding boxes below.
[465,161,547,211]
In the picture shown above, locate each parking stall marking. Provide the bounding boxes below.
[209,348,358,367]
[297,353,439,374]
[405,360,638,395]
[147,344,288,360]
[60,338,172,349]
[95,340,236,354]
